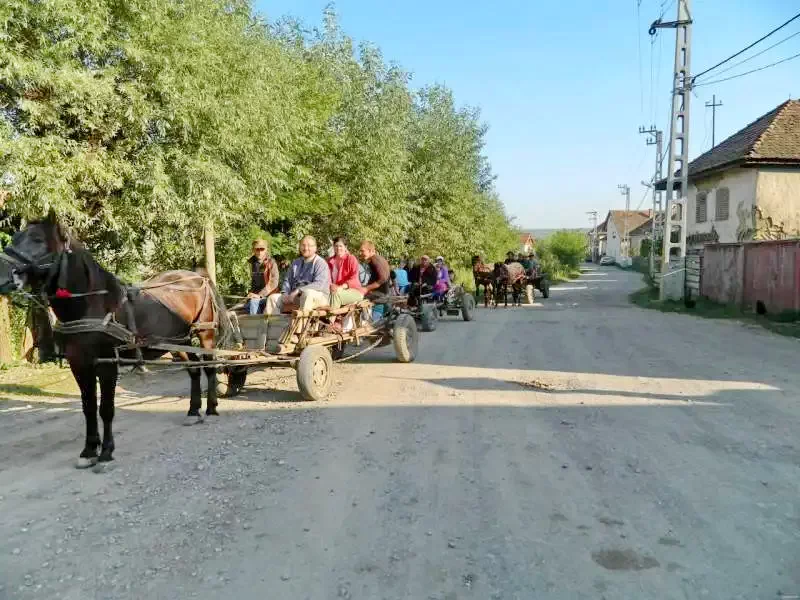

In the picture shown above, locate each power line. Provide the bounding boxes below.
[637,0,644,116]
[692,10,800,82]
[708,29,800,79]
[694,50,800,88]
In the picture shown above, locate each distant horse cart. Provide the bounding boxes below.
[491,261,550,307]
[399,282,475,332]
[0,215,417,468]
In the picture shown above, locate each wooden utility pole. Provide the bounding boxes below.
[204,222,217,285]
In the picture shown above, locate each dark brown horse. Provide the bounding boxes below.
[491,262,525,307]
[471,255,494,307]
[0,215,234,468]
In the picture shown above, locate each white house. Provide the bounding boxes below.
[657,99,800,252]
[599,210,652,261]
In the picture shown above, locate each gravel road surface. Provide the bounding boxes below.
[1,266,798,599]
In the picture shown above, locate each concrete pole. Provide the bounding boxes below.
[653,0,692,300]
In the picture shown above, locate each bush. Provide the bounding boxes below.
[535,230,586,281]
[450,266,475,292]
[546,230,587,270]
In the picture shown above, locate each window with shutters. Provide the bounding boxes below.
[715,187,730,221]
[695,192,707,223]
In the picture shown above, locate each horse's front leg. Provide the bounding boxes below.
[97,362,117,462]
[183,353,204,426]
[70,362,100,469]
[204,367,219,416]
[198,332,219,417]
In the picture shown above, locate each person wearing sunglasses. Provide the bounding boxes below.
[246,239,279,315]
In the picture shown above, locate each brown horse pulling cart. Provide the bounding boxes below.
[0,216,418,467]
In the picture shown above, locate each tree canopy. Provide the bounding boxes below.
[0,0,519,293]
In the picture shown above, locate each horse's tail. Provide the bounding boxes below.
[207,280,241,349]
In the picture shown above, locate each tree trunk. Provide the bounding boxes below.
[0,296,13,363]
[204,222,217,285]
[22,305,56,363]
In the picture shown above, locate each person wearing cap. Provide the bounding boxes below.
[433,255,451,298]
[246,238,280,315]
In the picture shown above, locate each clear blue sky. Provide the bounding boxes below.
[254,0,798,229]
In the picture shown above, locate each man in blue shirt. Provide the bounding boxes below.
[264,236,330,316]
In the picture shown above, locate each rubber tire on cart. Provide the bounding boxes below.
[420,304,438,332]
[540,278,550,298]
[296,345,333,401]
[461,293,476,321]
[216,367,247,398]
[393,314,418,363]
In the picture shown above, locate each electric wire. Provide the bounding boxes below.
[692,10,800,81]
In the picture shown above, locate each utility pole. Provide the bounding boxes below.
[587,211,598,262]
[650,0,692,300]
[618,184,631,261]
[705,94,722,148]
[639,125,663,277]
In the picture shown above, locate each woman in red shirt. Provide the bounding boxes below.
[327,236,365,309]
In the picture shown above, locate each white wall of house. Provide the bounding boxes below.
[686,167,757,249]
[605,219,623,260]
[755,168,800,236]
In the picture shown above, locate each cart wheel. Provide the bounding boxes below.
[525,284,534,305]
[329,344,345,361]
[420,304,438,332]
[296,346,333,401]
[393,314,418,363]
[540,279,550,298]
[461,294,476,321]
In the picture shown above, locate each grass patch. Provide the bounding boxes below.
[629,285,800,338]
[0,362,78,398]
[550,268,582,284]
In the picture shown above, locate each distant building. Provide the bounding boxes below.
[599,210,652,261]
[519,232,535,254]
[656,99,800,252]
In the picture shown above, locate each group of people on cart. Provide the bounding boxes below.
[505,250,540,278]
[242,236,455,330]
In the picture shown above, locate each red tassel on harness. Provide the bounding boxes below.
[55,288,73,299]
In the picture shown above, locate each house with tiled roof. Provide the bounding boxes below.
[600,210,652,261]
[656,99,800,250]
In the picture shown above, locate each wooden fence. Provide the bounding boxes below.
[701,240,800,313]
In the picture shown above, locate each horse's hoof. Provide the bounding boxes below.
[183,414,205,426]
[206,410,220,417]
[76,456,98,469]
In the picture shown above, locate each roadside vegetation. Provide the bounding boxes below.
[630,279,800,339]
[0,0,526,362]
[535,230,587,282]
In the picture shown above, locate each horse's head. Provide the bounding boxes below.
[0,212,68,294]
[471,255,482,268]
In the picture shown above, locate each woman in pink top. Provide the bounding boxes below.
[327,236,364,309]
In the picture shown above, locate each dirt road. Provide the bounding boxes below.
[1,266,798,599]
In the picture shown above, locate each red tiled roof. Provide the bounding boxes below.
[658,99,800,188]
